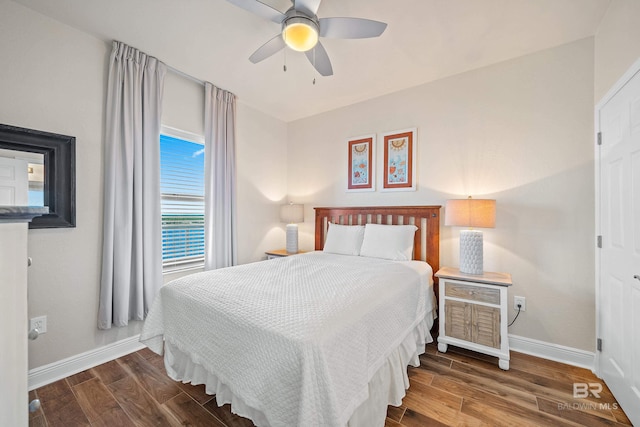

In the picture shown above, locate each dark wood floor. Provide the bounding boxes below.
[29,342,632,426]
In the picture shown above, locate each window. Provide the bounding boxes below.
[160,127,205,272]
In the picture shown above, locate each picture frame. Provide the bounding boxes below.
[380,128,416,192]
[347,134,375,192]
[0,123,76,228]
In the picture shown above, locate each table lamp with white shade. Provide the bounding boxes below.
[445,197,496,275]
[280,203,304,254]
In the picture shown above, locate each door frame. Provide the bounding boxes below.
[594,55,640,377]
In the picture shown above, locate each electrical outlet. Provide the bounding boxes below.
[514,296,526,312]
[30,316,47,334]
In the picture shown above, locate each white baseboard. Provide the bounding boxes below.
[509,334,595,371]
[28,335,145,391]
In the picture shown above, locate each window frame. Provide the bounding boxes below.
[160,125,206,274]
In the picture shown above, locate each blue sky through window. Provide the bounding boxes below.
[160,134,205,197]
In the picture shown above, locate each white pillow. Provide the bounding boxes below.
[359,224,417,261]
[322,223,365,256]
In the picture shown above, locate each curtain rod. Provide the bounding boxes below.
[114,40,206,87]
[166,64,205,87]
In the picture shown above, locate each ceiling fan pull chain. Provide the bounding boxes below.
[312,48,316,85]
[283,46,287,72]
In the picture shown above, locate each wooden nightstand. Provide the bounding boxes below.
[265,249,307,259]
[435,266,512,370]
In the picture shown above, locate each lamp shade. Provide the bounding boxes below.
[280,203,304,224]
[445,198,496,229]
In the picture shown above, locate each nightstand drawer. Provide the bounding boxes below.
[445,282,500,304]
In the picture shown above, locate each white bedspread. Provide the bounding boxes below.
[140,252,434,427]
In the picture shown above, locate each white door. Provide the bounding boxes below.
[597,62,640,425]
[0,156,29,205]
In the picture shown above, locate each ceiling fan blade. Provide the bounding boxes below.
[294,0,322,16]
[249,34,286,63]
[319,17,387,39]
[305,42,333,76]
[226,0,285,24]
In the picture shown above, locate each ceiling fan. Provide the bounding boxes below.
[226,0,388,76]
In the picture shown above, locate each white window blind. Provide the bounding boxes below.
[160,129,205,272]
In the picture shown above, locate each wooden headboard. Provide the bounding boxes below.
[314,206,441,287]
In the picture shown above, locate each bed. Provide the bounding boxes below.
[140,205,440,427]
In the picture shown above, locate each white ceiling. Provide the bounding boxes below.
[13,0,611,122]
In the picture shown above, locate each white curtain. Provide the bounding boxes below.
[204,82,237,269]
[98,41,166,329]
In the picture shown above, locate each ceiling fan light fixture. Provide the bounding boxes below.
[282,16,319,52]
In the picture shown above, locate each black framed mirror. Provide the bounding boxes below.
[0,124,76,228]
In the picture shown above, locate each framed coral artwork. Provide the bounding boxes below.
[347,135,375,192]
[381,128,416,191]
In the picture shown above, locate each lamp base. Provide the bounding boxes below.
[286,224,299,254]
[459,230,484,275]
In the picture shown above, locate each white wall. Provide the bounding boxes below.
[594,0,640,103]
[288,38,596,351]
[235,103,290,264]
[163,72,204,136]
[0,0,288,369]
